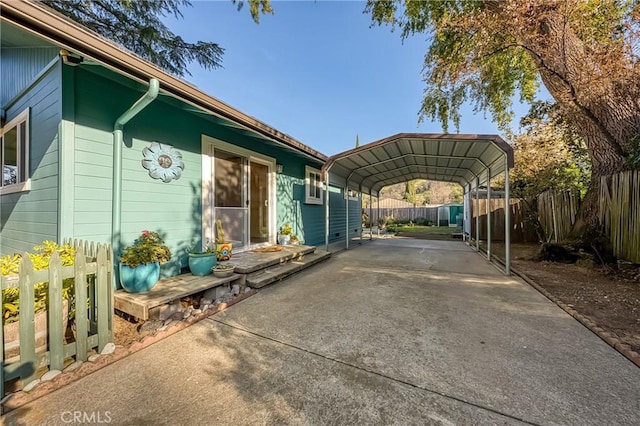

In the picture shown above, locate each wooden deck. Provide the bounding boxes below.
[114,273,240,320]
[114,244,327,321]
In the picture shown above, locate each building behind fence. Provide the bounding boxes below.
[1,240,113,404]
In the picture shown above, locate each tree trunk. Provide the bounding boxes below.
[496,2,640,238]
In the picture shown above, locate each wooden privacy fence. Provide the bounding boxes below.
[470,198,538,243]
[366,205,438,224]
[1,241,113,400]
[599,170,640,263]
[537,190,580,242]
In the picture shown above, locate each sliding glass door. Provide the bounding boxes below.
[205,137,274,251]
[214,150,248,249]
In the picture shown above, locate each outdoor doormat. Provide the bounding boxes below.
[251,246,284,253]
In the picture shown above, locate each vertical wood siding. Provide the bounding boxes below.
[0,47,58,106]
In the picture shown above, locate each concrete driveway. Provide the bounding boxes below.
[5,238,640,425]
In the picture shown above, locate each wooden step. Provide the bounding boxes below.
[114,273,241,320]
[232,244,316,274]
[246,250,331,289]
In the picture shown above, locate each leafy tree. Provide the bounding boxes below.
[366,0,640,236]
[42,0,273,77]
[509,101,591,240]
[405,180,419,205]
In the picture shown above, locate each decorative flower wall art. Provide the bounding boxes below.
[141,142,185,183]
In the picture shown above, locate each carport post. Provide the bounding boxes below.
[359,186,363,242]
[486,170,491,261]
[369,189,373,240]
[475,177,480,251]
[324,171,330,252]
[462,184,467,243]
[345,184,349,250]
[377,195,380,237]
[504,158,511,275]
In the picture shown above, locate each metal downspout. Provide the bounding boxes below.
[112,78,160,259]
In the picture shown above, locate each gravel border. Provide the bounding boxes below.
[480,249,640,368]
[1,289,258,413]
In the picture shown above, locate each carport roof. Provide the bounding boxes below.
[324,133,513,195]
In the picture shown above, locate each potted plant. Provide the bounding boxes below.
[215,219,232,261]
[278,223,293,245]
[188,239,216,276]
[119,230,171,293]
[212,263,235,278]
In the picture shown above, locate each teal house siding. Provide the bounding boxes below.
[326,186,362,244]
[1,22,359,267]
[0,47,59,106]
[68,67,210,275]
[65,66,328,275]
[274,155,325,246]
[1,59,62,255]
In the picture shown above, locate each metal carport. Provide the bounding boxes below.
[322,133,514,275]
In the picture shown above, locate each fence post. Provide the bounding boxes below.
[18,255,37,385]
[74,251,88,361]
[47,251,64,371]
[96,246,111,351]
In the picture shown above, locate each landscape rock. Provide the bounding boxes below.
[232,284,240,295]
[150,300,183,321]
[215,285,230,299]
[41,370,62,381]
[23,379,41,392]
[138,320,164,334]
[64,360,83,372]
[192,309,202,316]
[183,311,191,319]
[245,287,252,293]
[170,312,184,321]
[88,354,100,362]
[101,342,116,355]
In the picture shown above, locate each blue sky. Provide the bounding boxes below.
[166,1,533,156]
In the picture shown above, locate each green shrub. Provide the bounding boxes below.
[1,241,76,325]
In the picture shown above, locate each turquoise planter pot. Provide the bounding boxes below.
[119,262,160,293]
[188,253,217,276]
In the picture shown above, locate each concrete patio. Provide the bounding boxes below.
[4,238,640,425]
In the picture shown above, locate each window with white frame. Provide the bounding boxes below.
[305,166,323,204]
[1,108,30,194]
